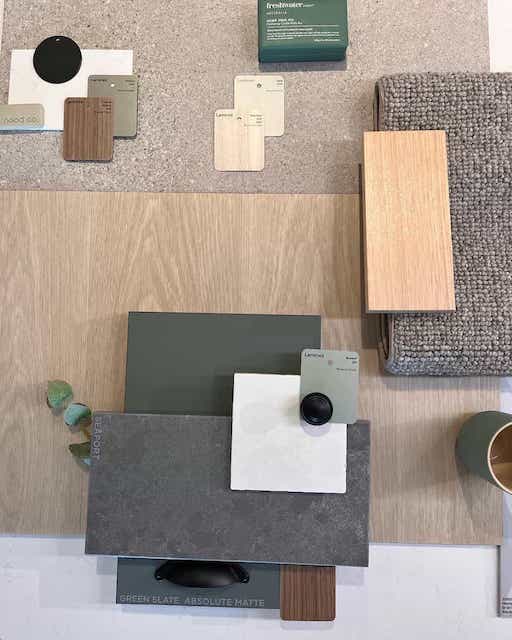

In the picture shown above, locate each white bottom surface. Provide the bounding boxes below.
[0,536,507,639]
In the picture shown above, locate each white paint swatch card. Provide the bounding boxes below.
[234,75,284,137]
[214,109,265,171]
[230,373,347,494]
[8,49,133,130]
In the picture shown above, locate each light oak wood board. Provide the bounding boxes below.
[63,97,114,162]
[214,110,264,171]
[363,130,456,313]
[0,191,501,545]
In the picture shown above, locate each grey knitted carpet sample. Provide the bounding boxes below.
[376,73,512,376]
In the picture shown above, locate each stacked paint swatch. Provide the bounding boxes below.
[214,75,284,171]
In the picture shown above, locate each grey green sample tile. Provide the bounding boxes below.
[124,312,321,416]
[86,412,370,566]
[116,558,280,609]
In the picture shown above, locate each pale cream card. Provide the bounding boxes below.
[8,49,133,130]
[234,75,284,137]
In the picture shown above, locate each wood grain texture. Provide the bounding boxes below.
[214,110,264,171]
[63,97,113,161]
[0,191,501,545]
[363,130,456,313]
[280,565,336,621]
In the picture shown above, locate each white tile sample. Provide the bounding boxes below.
[230,373,347,494]
[500,378,512,616]
[234,75,284,137]
[8,49,133,130]
[489,0,512,72]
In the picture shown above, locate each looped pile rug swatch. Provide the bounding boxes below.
[377,73,512,376]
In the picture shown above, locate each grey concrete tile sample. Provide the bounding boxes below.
[124,312,321,416]
[86,413,370,566]
[0,0,489,193]
[117,558,280,609]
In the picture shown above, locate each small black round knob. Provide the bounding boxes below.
[300,393,333,426]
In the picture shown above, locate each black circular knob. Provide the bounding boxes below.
[300,392,333,426]
[33,36,82,84]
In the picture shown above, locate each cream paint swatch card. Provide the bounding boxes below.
[230,373,347,494]
[8,49,133,130]
[214,109,265,171]
[234,75,284,137]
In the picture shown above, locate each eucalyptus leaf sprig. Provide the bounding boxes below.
[47,380,92,466]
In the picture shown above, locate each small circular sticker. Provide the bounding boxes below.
[33,36,82,84]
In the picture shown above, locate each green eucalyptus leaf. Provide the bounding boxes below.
[47,380,73,411]
[64,402,92,428]
[69,441,91,466]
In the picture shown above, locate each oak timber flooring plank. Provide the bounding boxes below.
[0,191,91,534]
[280,565,336,621]
[0,191,501,545]
[363,130,455,313]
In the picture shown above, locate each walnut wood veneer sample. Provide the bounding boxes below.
[280,565,336,621]
[63,97,113,161]
[363,130,455,313]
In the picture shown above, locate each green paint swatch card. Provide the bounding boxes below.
[88,75,138,138]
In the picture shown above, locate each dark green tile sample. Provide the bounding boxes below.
[116,558,280,609]
[85,413,370,566]
[124,312,321,416]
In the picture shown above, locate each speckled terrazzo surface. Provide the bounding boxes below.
[0,0,489,193]
[85,413,370,566]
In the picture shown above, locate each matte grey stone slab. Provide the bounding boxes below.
[86,413,370,566]
[0,0,489,193]
[116,558,280,610]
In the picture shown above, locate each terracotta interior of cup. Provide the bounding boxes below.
[490,423,512,491]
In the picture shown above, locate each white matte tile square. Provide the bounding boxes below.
[230,373,346,494]
[8,49,133,130]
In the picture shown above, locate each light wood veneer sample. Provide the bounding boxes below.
[0,191,500,546]
[363,130,456,313]
[63,97,114,161]
[280,565,336,621]
[214,110,264,171]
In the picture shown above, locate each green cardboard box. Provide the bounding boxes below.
[258,0,348,63]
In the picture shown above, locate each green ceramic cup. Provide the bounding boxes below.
[456,411,512,494]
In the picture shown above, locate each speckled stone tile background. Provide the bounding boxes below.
[0,0,489,193]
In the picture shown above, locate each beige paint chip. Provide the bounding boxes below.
[234,75,284,137]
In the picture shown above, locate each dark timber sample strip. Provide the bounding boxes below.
[280,565,336,621]
[63,97,113,161]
